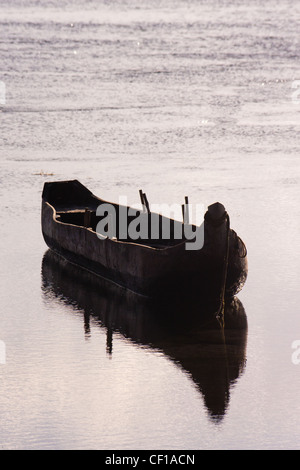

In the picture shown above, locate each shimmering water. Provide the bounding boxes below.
[0,0,300,450]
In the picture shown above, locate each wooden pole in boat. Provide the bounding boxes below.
[143,192,150,214]
[182,197,189,224]
[139,189,145,211]
[139,189,150,213]
[184,196,189,224]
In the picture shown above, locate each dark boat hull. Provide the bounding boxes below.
[41,180,247,299]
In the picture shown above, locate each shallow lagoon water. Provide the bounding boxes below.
[0,0,300,450]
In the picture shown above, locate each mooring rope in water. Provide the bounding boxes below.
[216,215,231,397]
[216,213,231,325]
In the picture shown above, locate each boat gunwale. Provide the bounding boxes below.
[43,200,189,253]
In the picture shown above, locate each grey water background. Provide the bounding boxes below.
[0,0,300,450]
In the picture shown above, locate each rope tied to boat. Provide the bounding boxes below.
[216,213,231,325]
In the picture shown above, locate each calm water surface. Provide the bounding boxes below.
[0,0,300,450]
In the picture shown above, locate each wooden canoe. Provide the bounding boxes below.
[41,180,247,299]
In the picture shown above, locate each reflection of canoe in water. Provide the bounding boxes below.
[41,180,247,298]
[41,250,248,423]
